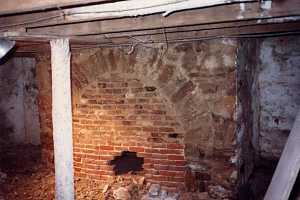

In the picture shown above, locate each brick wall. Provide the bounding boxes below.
[36,39,238,193]
[73,77,185,188]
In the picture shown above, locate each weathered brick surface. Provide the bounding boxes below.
[72,78,185,187]
[36,39,237,191]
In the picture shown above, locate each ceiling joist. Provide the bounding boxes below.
[0,0,299,47]
[0,0,114,16]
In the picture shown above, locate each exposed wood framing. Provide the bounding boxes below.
[0,0,114,16]
[0,0,299,46]
[51,38,74,200]
[63,0,256,21]
[11,20,300,53]
[1,0,299,33]
[264,110,300,200]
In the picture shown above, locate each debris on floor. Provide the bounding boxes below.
[208,185,232,199]
[141,183,179,200]
[0,144,235,200]
[0,168,235,200]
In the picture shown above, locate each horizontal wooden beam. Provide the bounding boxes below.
[11,20,300,53]
[24,0,300,37]
[63,0,256,22]
[0,2,258,31]
[0,1,259,31]
[0,0,114,16]
[69,21,300,44]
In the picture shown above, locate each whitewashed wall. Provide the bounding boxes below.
[0,57,41,145]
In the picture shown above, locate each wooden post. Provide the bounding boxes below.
[50,38,74,200]
[264,110,300,200]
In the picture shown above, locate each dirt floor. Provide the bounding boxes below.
[0,170,212,200]
[0,144,229,200]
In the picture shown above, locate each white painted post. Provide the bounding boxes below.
[264,109,300,200]
[50,38,74,200]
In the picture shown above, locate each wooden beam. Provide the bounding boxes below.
[62,0,256,21]
[0,0,298,32]
[51,38,74,200]
[0,2,256,31]
[264,110,300,200]
[68,21,300,44]
[75,17,300,39]
[0,1,260,31]
[6,20,300,47]
[24,0,300,36]
[0,0,114,16]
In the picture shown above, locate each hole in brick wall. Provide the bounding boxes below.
[274,118,279,125]
[144,86,157,92]
[108,151,144,175]
[168,133,179,138]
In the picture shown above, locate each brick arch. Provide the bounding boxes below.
[36,40,237,192]
[72,41,237,163]
[72,71,187,187]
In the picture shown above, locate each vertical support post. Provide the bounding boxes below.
[50,39,74,200]
[264,109,300,200]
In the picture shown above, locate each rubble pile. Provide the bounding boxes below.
[100,175,147,200]
[141,184,180,200]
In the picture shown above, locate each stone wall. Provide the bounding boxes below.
[35,55,54,166]
[36,39,238,192]
[0,57,40,145]
[258,36,300,160]
[237,36,300,200]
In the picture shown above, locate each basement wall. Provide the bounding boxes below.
[237,36,300,200]
[37,39,238,193]
[0,57,40,145]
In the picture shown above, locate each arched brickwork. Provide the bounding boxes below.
[71,40,237,189]
[36,39,238,191]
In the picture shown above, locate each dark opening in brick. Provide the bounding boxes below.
[274,118,279,125]
[168,133,179,138]
[144,86,157,92]
[108,151,144,175]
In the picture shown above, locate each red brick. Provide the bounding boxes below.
[153,164,169,170]
[167,143,184,149]
[129,146,145,152]
[159,127,175,132]
[152,153,168,159]
[99,155,114,160]
[168,155,185,161]
[99,145,114,151]
[74,157,82,162]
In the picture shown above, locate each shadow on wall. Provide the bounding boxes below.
[0,108,13,144]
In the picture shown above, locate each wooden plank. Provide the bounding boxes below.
[24,0,300,36]
[51,39,74,200]
[0,0,297,32]
[6,20,300,45]
[0,2,254,31]
[0,0,114,16]
[79,17,300,39]
[62,0,256,22]
[264,110,300,200]
[69,21,300,44]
